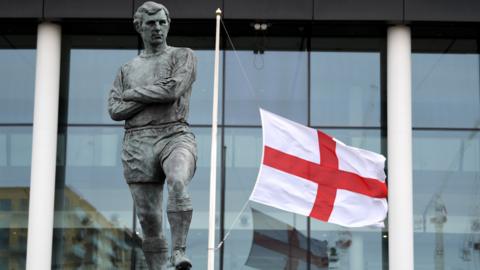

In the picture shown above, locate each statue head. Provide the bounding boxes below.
[133,2,171,48]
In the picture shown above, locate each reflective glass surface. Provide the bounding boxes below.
[413,130,480,270]
[0,39,35,269]
[0,127,32,187]
[0,149,30,270]
[53,126,135,269]
[67,49,137,124]
[188,50,223,125]
[412,47,480,270]
[225,50,308,125]
[54,46,140,269]
[311,52,381,127]
[0,49,36,124]
[413,53,480,128]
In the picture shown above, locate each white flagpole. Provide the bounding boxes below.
[208,8,222,270]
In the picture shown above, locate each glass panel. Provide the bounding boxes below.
[311,52,381,127]
[225,50,308,125]
[223,127,309,269]
[413,130,480,270]
[0,127,32,270]
[0,49,36,123]
[67,49,137,124]
[0,127,32,187]
[412,53,480,128]
[0,37,35,269]
[62,127,129,225]
[52,126,135,269]
[188,50,223,125]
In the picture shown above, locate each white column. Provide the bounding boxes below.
[26,22,62,270]
[387,25,414,270]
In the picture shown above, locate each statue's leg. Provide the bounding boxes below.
[163,148,195,270]
[129,183,169,270]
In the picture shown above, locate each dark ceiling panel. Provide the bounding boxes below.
[0,0,42,18]
[134,0,222,19]
[314,0,403,21]
[405,0,480,22]
[223,0,313,20]
[44,0,132,19]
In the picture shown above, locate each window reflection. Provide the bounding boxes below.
[0,188,28,270]
[224,128,262,216]
[412,43,480,269]
[225,205,310,270]
[53,126,136,270]
[225,51,308,125]
[0,38,35,270]
[0,127,32,270]
[311,52,381,127]
[188,50,223,125]
[61,127,131,227]
[60,45,137,268]
[414,131,479,226]
[0,127,32,187]
[413,53,480,128]
[0,49,36,124]
[67,49,137,124]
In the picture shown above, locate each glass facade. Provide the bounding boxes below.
[1,22,479,270]
[412,39,480,270]
[0,35,36,270]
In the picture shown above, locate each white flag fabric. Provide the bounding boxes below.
[250,109,388,227]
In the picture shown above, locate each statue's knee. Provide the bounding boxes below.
[172,179,186,193]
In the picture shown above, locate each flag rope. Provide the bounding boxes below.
[220,18,263,109]
[210,199,251,251]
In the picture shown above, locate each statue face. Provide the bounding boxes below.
[139,10,170,47]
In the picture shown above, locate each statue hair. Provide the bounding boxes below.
[133,2,171,32]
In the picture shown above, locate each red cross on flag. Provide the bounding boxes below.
[250,109,388,227]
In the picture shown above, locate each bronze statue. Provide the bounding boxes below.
[108,2,197,269]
